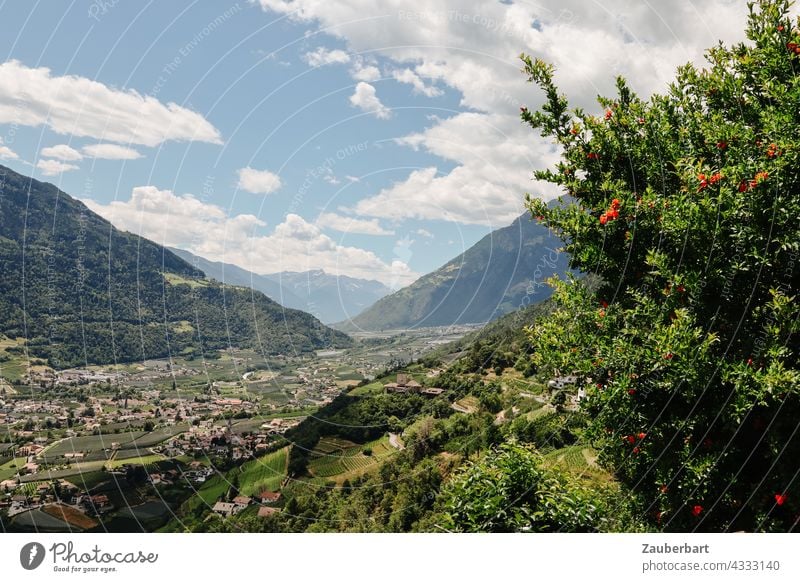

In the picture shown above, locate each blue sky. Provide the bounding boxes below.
[0,0,754,286]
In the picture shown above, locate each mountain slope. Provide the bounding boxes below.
[263,270,392,324]
[0,164,351,368]
[337,212,570,331]
[169,249,392,324]
[168,248,305,312]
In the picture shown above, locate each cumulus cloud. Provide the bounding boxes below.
[350,59,381,81]
[0,60,222,147]
[349,82,391,119]
[354,112,559,225]
[83,188,417,287]
[40,144,83,161]
[237,167,283,195]
[0,142,18,159]
[256,0,756,224]
[37,159,79,176]
[82,143,143,160]
[303,47,351,67]
[316,212,395,236]
[392,68,442,97]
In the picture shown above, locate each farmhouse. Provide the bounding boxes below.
[258,490,282,504]
[212,501,246,518]
[385,374,445,397]
[232,495,252,507]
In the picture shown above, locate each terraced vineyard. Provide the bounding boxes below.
[236,446,290,496]
[308,436,396,480]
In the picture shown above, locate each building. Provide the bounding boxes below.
[258,490,282,504]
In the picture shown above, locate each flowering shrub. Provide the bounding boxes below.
[521,0,800,531]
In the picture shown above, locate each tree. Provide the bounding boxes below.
[522,0,799,531]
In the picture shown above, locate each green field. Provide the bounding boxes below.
[105,454,165,470]
[45,432,147,457]
[348,381,384,396]
[235,446,290,496]
[308,436,396,481]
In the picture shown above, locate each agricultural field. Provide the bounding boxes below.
[44,431,148,457]
[105,454,166,470]
[235,446,290,496]
[42,503,99,530]
[308,436,396,482]
[348,381,384,396]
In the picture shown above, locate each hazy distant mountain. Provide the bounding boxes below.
[263,270,393,324]
[336,212,570,331]
[0,163,351,368]
[170,249,392,324]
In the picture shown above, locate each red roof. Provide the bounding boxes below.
[259,490,282,502]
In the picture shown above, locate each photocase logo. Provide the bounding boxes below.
[19,542,46,570]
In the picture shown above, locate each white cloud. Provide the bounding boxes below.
[256,0,756,225]
[316,212,395,235]
[354,112,559,225]
[83,187,417,287]
[82,143,143,160]
[392,68,442,97]
[303,47,351,67]
[0,143,18,159]
[416,228,433,238]
[237,166,282,195]
[37,159,79,176]
[349,82,391,119]
[350,60,381,81]
[0,60,222,147]
[40,144,83,161]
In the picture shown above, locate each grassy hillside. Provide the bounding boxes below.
[0,164,351,368]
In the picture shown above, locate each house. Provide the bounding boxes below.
[422,388,444,397]
[232,495,252,507]
[548,375,578,391]
[258,506,280,518]
[258,490,282,504]
[212,502,237,518]
[212,501,246,518]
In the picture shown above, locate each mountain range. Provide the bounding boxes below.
[0,164,351,369]
[169,248,392,324]
[335,212,570,331]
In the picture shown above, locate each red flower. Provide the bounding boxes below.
[637,117,645,125]
[778,25,785,32]
[633,447,640,454]
[628,388,637,396]
[691,505,703,517]
[660,484,669,494]
[600,299,609,308]
[788,42,799,53]
[709,172,723,185]
[747,358,753,366]
[697,173,708,191]
[738,181,748,193]
[664,352,674,360]
[570,127,579,135]
[605,109,613,120]
[587,152,599,160]
[766,143,780,158]
[716,141,727,149]
[676,284,685,293]
[775,493,788,506]
[626,435,636,444]
[637,432,647,440]
[599,213,608,225]
[598,309,606,318]
[607,208,619,220]
[755,171,769,183]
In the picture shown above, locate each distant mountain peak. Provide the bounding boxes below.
[335,212,570,331]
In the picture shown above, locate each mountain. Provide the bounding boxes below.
[169,249,392,324]
[336,212,570,331]
[0,164,351,368]
[263,270,392,324]
[168,248,305,312]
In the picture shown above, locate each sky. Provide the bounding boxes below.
[0,0,758,288]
